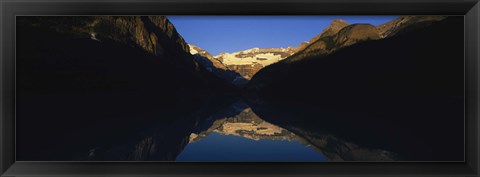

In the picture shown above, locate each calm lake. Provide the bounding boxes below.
[16,93,463,161]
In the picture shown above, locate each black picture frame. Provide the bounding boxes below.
[1,0,479,176]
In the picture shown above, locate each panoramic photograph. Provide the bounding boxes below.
[16,16,464,161]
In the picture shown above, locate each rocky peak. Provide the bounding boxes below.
[89,16,191,58]
[295,41,311,52]
[309,19,350,43]
[328,19,350,31]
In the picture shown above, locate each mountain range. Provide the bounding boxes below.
[186,16,447,87]
[190,44,300,82]
[247,15,452,92]
[16,15,453,107]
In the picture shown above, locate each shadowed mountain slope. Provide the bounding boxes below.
[245,17,464,161]
[17,16,235,96]
[16,16,237,161]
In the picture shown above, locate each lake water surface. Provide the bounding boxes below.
[16,93,463,161]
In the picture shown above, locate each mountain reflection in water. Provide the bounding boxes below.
[178,106,326,161]
[70,99,397,161]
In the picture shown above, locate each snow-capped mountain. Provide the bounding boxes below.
[188,45,302,82]
[215,47,297,66]
[214,47,303,79]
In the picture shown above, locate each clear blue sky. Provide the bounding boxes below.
[167,16,398,56]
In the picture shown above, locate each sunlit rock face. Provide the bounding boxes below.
[86,16,191,58]
[334,24,381,48]
[281,16,447,65]
[34,16,194,65]
[307,19,350,45]
[89,16,203,72]
[284,22,381,63]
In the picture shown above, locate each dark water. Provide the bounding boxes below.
[16,92,463,161]
[177,133,326,161]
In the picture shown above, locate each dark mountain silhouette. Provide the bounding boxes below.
[17,16,236,96]
[16,16,237,160]
[245,16,464,161]
[376,16,446,38]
